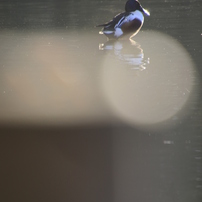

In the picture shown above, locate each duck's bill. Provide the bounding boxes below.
[140,6,150,16]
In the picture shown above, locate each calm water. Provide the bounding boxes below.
[0,0,202,202]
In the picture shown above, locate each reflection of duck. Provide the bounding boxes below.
[99,39,149,69]
[96,0,150,40]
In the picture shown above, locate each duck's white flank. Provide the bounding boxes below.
[114,28,123,38]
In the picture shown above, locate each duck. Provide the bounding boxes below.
[96,0,150,40]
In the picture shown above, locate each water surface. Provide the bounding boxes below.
[0,1,202,202]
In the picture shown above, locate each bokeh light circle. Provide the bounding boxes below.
[101,31,198,130]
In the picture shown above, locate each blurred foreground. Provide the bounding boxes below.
[0,30,199,132]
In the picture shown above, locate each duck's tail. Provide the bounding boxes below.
[95,21,111,27]
[96,24,104,27]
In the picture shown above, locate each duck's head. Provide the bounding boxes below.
[125,0,150,16]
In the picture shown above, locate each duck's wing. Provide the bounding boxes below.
[96,12,127,29]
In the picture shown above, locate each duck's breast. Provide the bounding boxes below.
[121,11,144,34]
